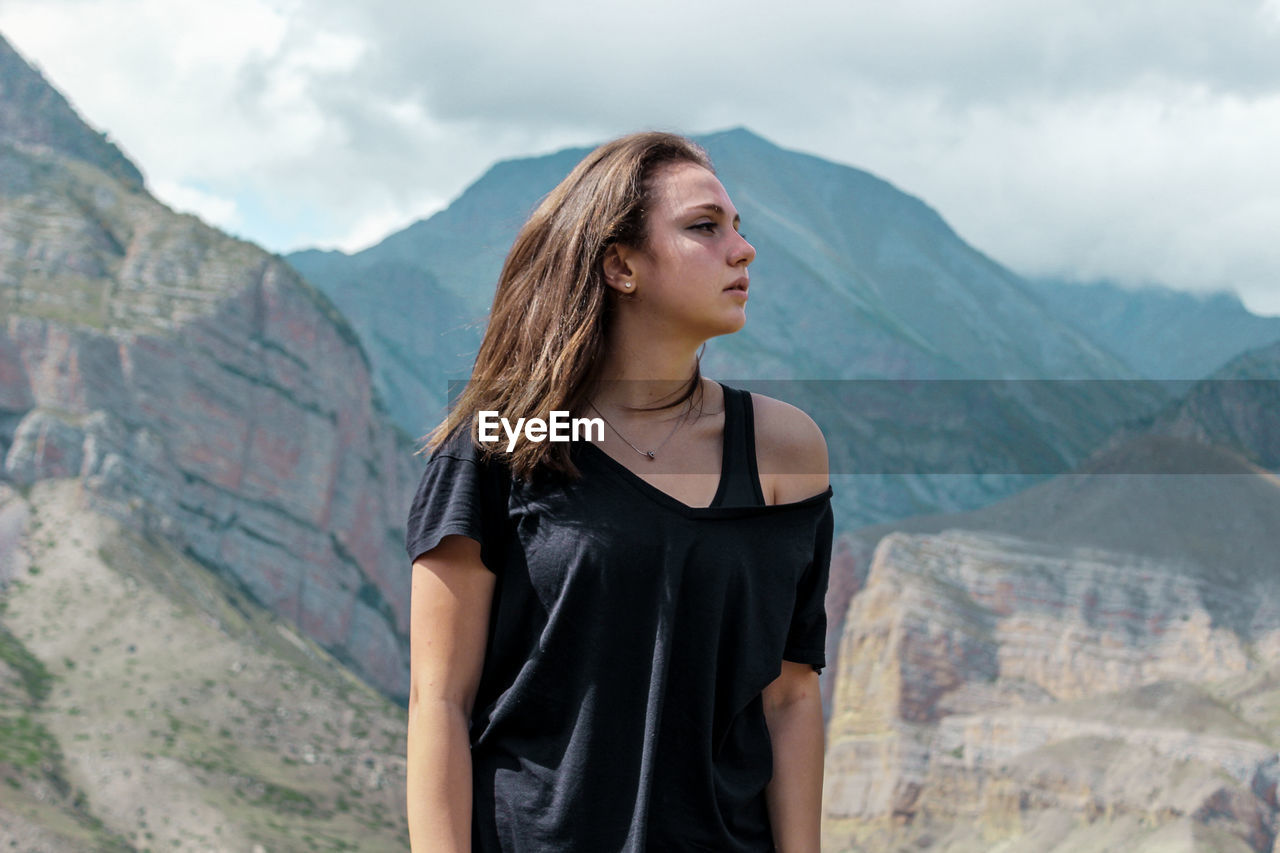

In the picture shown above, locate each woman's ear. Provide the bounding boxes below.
[602,245,637,295]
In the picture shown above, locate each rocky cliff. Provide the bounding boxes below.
[824,525,1280,852]
[0,32,419,701]
[825,343,1280,719]
[820,347,1280,849]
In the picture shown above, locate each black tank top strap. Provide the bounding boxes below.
[712,384,767,508]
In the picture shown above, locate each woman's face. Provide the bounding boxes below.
[623,161,756,343]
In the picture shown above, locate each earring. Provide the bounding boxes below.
[623,281,634,290]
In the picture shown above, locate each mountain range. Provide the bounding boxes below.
[289,130,1142,432]
[1026,277,1280,381]
[288,129,1197,528]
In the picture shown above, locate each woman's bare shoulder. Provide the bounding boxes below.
[748,392,829,502]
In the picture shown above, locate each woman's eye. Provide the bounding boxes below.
[691,222,716,232]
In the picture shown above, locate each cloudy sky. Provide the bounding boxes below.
[3,0,1280,314]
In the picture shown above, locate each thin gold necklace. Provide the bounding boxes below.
[586,399,695,461]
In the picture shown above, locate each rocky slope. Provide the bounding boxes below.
[1137,339,1280,472]
[0,32,419,702]
[0,36,143,190]
[1,479,409,850]
[827,434,1280,683]
[823,523,1280,852]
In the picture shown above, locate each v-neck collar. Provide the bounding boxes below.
[578,439,730,511]
[578,441,832,518]
[579,381,735,510]
[576,382,832,518]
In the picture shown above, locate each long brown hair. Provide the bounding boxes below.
[424,131,715,479]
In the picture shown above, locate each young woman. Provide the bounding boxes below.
[405,132,833,852]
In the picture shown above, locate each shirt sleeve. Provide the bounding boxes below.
[404,429,507,570]
[782,497,835,673]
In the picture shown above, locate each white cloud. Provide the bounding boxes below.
[941,86,1280,302]
[324,199,444,254]
[2,0,1279,314]
[151,180,241,231]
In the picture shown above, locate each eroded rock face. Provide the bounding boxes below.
[1,305,418,700]
[4,408,84,482]
[824,530,1280,852]
[0,133,420,700]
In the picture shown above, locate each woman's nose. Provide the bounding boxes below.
[733,231,756,266]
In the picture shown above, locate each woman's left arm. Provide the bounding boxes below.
[752,393,830,852]
[763,661,825,853]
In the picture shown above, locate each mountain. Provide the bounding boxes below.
[0,31,417,848]
[290,128,1172,527]
[1025,277,1280,380]
[8,23,1278,848]
[823,434,1280,850]
[818,343,1280,850]
[0,32,417,707]
[1136,339,1280,471]
[286,144,594,436]
[0,36,143,190]
[291,130,1139,439]
[1,481,409,850]
[824,523,1280,852]
[827,339,1280,687]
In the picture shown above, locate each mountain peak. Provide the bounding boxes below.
[0,31,144,189]
[696,125,769,145]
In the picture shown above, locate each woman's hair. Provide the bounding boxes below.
[423,131,715,479]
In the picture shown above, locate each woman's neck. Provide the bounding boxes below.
[592,330,702,411]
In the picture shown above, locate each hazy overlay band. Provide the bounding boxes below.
[440,379,1279,476]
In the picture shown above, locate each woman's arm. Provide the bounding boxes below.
[762,661,825,852]
[752,392,829,850]
[407,534,496,852]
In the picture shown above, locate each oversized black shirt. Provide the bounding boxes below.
[406,389,834,852]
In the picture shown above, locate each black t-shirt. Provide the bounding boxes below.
[406,385,834,852]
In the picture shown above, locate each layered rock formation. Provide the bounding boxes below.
[0,33,419,700]
[823,527,1280,852]
[821,352,1280,848]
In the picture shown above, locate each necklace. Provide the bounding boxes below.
[587,398,695,461]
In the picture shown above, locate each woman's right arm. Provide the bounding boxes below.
[407,534,496,852]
